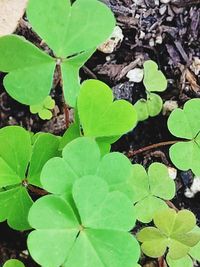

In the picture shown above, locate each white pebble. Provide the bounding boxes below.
[160,0,170,3]
[162,100,178,115]
[184,177,200,198]
[168,167,177,180]
[126,68,144,83]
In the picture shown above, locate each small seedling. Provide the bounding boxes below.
[0,0,115,107]
[0,126,59,230]
[30,95,55,120]
[168,98,200,176]
[131,163,175,222]
[3,259,25,267]
[137,208,200,260]
[134,60,167,122]
[134,93,163,122]
[28,176,140,267]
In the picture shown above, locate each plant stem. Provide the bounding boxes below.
[158,256,165,267]
[64,103,70,128]
[166,200,179,212]
[127,140,179,157]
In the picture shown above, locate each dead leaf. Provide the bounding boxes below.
[185,68,200,92]
[0,0,28,36]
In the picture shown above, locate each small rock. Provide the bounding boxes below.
[168,167,177,180]
[126,68,144,83]
[98,26,124,54]
[160,0,170,3]
[185,177,200,198]
[149,38,155,47]
[159,4,167,15]
[162,100,178,115]
[156,35,163,44]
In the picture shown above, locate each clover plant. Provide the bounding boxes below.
[30,95,55,120]
[168,98,200,176]
[0,0,200,266]
[0,126,60,230]
[137,208,200,260]
[134,60,167,121]
[0,0,115,107]
[3,259,25,267]
[28,176,140,267]
[131,163,175,223]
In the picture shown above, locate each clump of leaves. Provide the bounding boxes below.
[131,163,175,223]
[134,60,167,121]
[0,126,59,230]
[137,208,200,260]
[3,259,25,267]
[30,95,55,120]
[60,79,138,153]
[28,176,140,267]
[0,0,115,107]
[168,98,200,176]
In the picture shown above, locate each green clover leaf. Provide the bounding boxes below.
[28,176,140,267]
[77,79,137,138]
[137,209,200,260]
[131,163,175,223]
[30,95,55,120]
[41,137,136,201]
[143,60,167,92]
[0,0,115,107]
[168,98,200,176]
[3,259,25,267]
[166,227,200,267]
[0,126,60,230]
[0,35,56,105]
[134,93,163,121]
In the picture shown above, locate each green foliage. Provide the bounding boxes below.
[60,79,137,151]
[78,79,137,137]
[131,163,175,223]
[3,259,25,267]
[30,95,55,120]
[137,208,200,260]
[166,226,200,266]
[0,0,115,107]
[134,93,163,122]
[143,60,167,92]
[41,137,136,201]
[168,98,200,176]
[28,176,140,267]
[0,126,59,230]
[134,60,167,122]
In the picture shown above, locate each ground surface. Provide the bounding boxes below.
[0,0,200,266]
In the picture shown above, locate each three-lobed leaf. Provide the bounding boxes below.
[137,209,200,260]
[168,98,200,176]
[131,163,175,223]
[30,95,55,120]
[0,0,115,107]
[28,176,140,267]
[0,126,60,230]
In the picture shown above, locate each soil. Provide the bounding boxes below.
[1,0,200,266]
